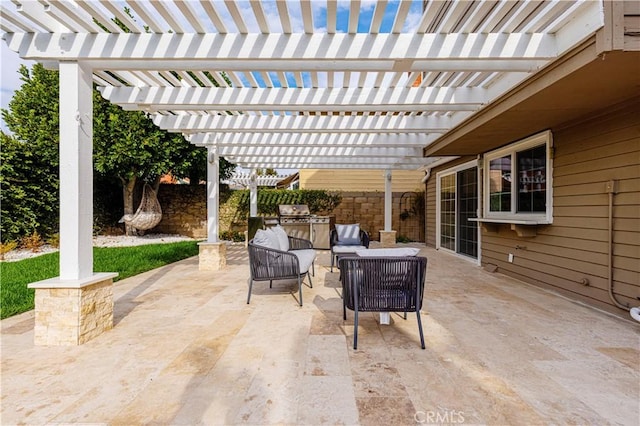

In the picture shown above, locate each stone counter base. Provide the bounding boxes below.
[29,273,117,346]
[379,230,398,248]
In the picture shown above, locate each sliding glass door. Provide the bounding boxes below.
[437,163,478,259]
[457,167,478,258]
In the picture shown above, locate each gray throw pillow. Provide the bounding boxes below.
[336,223,360,245]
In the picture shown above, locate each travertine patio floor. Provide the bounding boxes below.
[2,243,639,425]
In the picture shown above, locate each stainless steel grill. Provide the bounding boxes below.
[310,215,332,249]
[278,205,330,248]
[278,204,311,240]
[278,204,311,224]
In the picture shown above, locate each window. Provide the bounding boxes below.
[483,131,553,223]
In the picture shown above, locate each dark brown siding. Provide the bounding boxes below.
[479,100,640,315]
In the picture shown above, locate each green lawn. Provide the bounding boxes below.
[0,240,199,319]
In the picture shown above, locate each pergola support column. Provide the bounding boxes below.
[379,169,397,248]
[59,62,94,280]
[244,168,259,246]
[28,62,116,345]
[199,144,226,271]
[249,168,258,217]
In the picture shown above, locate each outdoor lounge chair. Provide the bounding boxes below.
[329,224,370,272]
[247,226,316,306]
[339,255,428,349]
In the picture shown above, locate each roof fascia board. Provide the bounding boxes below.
[596,0,633,52]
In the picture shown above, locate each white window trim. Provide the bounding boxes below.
[482,130,554,224]
[435,159,481,264]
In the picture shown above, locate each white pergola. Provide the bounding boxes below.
[1,0,605,281]
[224,172,293,188]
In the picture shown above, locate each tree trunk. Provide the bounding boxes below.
[122,176,137,236]
[189,169,200,185]
[151,176,161,195]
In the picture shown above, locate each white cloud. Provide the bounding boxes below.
[360,0,378,12]
[402,8,424,33]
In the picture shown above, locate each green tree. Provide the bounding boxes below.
[92,92,181,234]
[93,92,234,234]
[256,168,278,176]
[1,64,60,242]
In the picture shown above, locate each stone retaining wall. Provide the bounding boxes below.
[153,185,425,242]
[330,191,424,242]
[154,185,207,239]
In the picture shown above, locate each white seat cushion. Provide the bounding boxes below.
[292,249,316,274]
[332,245,367,254]
[355,247,420,257]
[271,225,290,251]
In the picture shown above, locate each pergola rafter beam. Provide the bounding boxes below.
[234,163,431,170]
[12,0,61,32]
[43,1,103,33]
[4,33,558,68]
[216,146,424,158]
[101,86,486,112]
[153,114,452,134]
[189,132,440,148]
[96,0,143,33]
[0,8,34,32]
[231,158,438,168]
[230,156,434,165]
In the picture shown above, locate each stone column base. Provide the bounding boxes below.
[198,242,227,271]
[28,273,117,346]
[379,230,397,248]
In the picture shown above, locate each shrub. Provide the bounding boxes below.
[0,241,18,260]
[396,235,414,243]
[20,231,44,252]
[220,230,245,242]
[225,189,342,219]
[47,233,60,248]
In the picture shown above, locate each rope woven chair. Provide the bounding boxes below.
[121,184,163,231]
[329,227,370,272]
[247,235,315,306]
[339,256,428,349]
